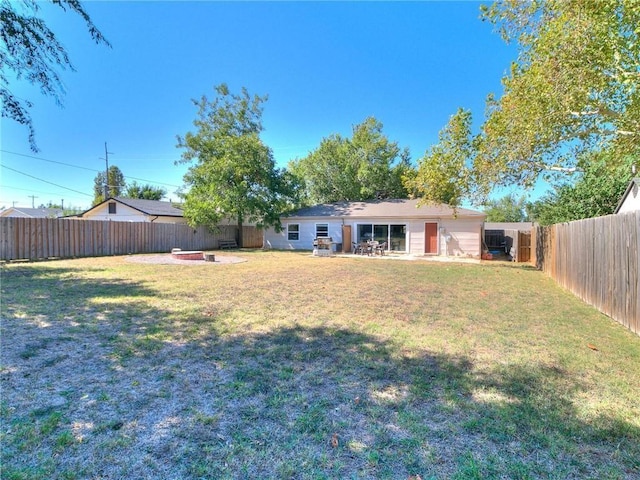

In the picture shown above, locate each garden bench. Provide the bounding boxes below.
[219,239,238,249]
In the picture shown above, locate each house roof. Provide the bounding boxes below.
[0,207,63,218]
[79,197,184,217]
[285,199,486,219]
[614,178,640,214]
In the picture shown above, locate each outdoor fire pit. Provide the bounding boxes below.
[170,250,204,261]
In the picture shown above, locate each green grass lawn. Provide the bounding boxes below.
[2,251,639,479]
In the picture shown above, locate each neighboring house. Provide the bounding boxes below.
[614,178,640,214]
[0,207,63,218]
[264,199,487,257]
[77,197,187,223]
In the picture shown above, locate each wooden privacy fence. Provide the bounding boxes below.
[0,218,263,261]
[242,225,264,248]
[534,211,639,335]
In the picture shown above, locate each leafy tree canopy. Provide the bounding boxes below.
[1,0,110,151]
[412,0,640,207]
[93,165,125,205]
[528,152,635,226]
[404,108,475,207]
[177,84,297,242]
[37,201,82,216]
[475,0,640,193]
[124,181,166,201]
[289,117,413,205]
[482,193,529,222]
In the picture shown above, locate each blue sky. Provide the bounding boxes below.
[1,1,528,210]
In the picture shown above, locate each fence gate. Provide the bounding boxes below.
[518,231,531,263]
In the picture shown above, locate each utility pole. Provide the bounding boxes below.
[61,199,64,211]
[100,142,114,200]
[28,195,38,208]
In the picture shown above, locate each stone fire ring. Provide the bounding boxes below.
[171,250,207,261]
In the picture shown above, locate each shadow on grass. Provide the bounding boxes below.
[179,325,638,479]
[2,265,638,479]
[1,264,159,322]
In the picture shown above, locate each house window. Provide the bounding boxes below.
[287,224,300,241]
[108,202,117,214]
[315,223,329,238]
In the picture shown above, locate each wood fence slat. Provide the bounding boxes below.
[535,212,639,336]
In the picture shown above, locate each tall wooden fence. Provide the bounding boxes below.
[534,211,639,335]
[242,225,264,248]
[0,218,263,261]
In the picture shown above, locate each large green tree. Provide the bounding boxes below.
[528,153,634,226]
[475,0,640,193]
[92,165,126,205]
[177,84,295,245]
[289,117,412,204]
[483,193,529,222]
[124,181,166,201]
[404,108,475,207]
[1,0,110,151]
[413,0,640,207]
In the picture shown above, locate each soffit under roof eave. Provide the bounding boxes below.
[283,214,486,221]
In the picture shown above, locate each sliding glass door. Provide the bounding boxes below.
[390,225,406,252]
[356,223,406,252]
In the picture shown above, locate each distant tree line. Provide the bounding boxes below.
[92,166,167,205]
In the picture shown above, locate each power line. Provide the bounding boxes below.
[0,165,93,197]
[0,149,183,188]
[0,184,77,196]
[0,150,98,172]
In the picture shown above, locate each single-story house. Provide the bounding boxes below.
[264,199,487,257]
[77,197,187,223]
[0,207,64,218]
[614,178,640,214]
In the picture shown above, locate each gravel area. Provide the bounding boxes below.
[124,253,247,265]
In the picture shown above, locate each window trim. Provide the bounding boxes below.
[315,223,329,238]
[287,223,300,241]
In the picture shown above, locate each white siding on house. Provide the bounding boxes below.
[265,220,343,250]
[150,216,187,224]
[407,219,429,254]
[264,213,484,257]
[83,202,186,223]
[617,186,640,213]
[403,219,482,257]
[83,202,145,221]
[440,218,482,257]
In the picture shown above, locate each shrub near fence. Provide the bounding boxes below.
[0,218,244,261]
[535,211,640,335]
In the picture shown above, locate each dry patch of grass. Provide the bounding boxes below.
[2,251,639,479]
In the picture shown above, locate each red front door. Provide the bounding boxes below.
[425,222,438,254]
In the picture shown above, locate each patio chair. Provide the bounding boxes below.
[375,242,387,256]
